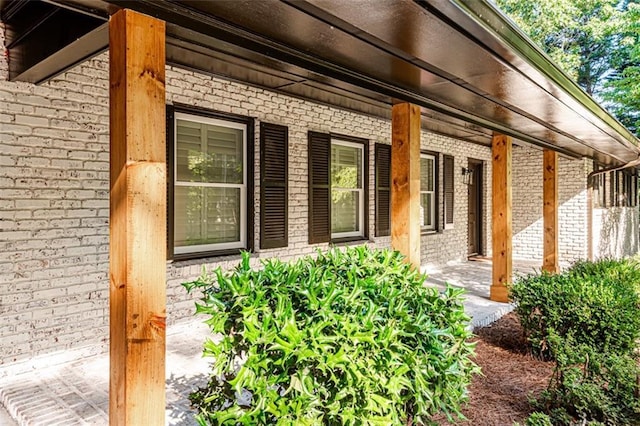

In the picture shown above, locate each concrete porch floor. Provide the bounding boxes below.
[0,258,547,426]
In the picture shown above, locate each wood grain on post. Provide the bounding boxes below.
[491,133,512,302]
[109,9,166,425]
[391,103,421,268]
[543,149,559,274]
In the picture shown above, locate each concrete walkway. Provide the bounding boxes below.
[0,259,543,426]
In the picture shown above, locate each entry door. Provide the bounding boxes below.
[468,160,483,256]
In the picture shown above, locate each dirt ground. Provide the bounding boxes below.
[434,313,555,425]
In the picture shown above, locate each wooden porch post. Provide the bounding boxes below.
[391,103,421,268]
[109,9,166,425]
[543,149,559,273]
[491,133,512,302]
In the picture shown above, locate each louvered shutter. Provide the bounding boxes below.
[166,105,175,259]
[308,131,331,244]
[260,123,288,249]
[375,144,391,237]
[444,155,454,225]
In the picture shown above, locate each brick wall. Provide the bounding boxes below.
[0,33,495,369]
[512,146,590,262]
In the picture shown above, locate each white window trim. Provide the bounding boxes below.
[421,153,436,231]
[331,139,365,239]
[174,111,247,254]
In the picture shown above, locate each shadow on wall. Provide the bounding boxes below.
[511,147,588,262]
[593,207,639,259]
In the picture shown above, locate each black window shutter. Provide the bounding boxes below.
[166,104,175,259]
[260,123,288,249]
[444,155,454,225]
[375,143,391,237]
[308,131,331,244]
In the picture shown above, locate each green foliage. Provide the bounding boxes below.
[183,246,478,425]
[525,412,553,426]
[534,352,640,425]
[603,2,640,135]
[510,258,640,425]
[509,258,640,360]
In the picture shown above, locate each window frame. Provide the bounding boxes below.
[420,152,437,232]
[167,104,254,261]
[330,138,366,240]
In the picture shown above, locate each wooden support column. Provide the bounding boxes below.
[109,9,166,425]
[391,103,421,268]
[491,133,512,302]
[543,149,559,273]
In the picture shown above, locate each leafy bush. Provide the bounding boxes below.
[510,258,640,425]
[183,246,478,425]
[510,258,640,360]
[534,352,640,425]
[524,412,552,426]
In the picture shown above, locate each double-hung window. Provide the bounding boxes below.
[308,131,368,243]
[420,153,436,231]
[331,140,365,238]
[173,110,248,256]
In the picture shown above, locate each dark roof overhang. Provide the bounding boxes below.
[1,0,638,165]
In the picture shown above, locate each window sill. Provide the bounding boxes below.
[421,229,440,236]
[330,236,370,246]
[169,248,251,263]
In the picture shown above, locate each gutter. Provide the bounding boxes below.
[588,158,640,179]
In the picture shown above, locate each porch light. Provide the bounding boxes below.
[462,167,473,185]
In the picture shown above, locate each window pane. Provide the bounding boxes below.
[331,144,361,189]
[332,190,360,233]
[174,186,241,248]
[420,192,433,228]
[420,157,434,191]
[176,120,202,182]
[176,119,243,184]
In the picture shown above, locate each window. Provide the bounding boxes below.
[420,153,436,231]
[331,140,365,238]
[308,131,368,243]
[604,169,637,208]
[592,162,606,208]
[168,106,253,258]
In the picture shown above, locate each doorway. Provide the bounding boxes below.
[467,159,483,256]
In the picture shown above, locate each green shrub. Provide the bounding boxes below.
[510,258,640,425]
[510,258,640,360]
[534,352,640,425]
[183,246,478,425]
[524,412,553,426]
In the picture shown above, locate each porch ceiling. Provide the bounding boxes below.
[2,0,638,165]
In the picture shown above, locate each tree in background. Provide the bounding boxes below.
[495,0,640,136]
[604,2,640,134]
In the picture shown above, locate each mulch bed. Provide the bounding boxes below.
[434,313,555,425]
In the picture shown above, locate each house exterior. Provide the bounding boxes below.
[1,0,639,422]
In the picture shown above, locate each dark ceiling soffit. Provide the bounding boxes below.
[285,0,627,163]
[443,0,640,151]
[12,22,108,84]
[100,0,587,158]
[167,36,494,147]
[0,0,29,20]
[8,0,608,161]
